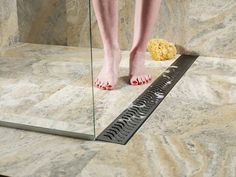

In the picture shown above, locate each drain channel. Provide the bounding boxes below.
[96,55,198,145]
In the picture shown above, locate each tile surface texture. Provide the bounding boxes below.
[0,43,236,177]
[0,0,19,51]
[10,0,236,58]
[16,0,67,45]
[1,1,236,175]
[0,43,94,135]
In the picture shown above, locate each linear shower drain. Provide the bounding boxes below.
[95,55,198,145]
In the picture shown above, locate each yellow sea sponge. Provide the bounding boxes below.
[147,39,177,61]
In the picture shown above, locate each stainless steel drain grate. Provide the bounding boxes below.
[96,55,198,145]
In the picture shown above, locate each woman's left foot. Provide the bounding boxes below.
[129,51,152,85]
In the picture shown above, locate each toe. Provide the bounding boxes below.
[94,79,98,85]
[98,81,103,88]
[103,82,109,90]
[107,85,113,90]
[102,86,107,90]
[101,82,107,89]
[130,74,151,86]
[106,82,113,90]
[95,80,101,87]
[145,75,150,83]
[137,77,143,85]
[145,76,151,84]
[141,76,147,84]
[143,76,149,83]
[130,77,138,85]
[148,74,152,81]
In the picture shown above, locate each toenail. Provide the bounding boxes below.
[132,81,138,84]
[107,85,112,88]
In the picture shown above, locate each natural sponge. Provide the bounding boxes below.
[147,39,177,61]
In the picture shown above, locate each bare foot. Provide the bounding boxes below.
[95,49,121,90]
[129,51,152,85]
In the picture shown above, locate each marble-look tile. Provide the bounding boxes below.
[89,0,236,58]
[0,43,94,135]
[184,0,236,58]
[93,54,236,134]
[70,56,236,177]
[12,0,236,58]
[0,60,236,177]
[0,43,167,136]
[0,128,102,177]
[0,44,236,177]
[0,0,19,50]
[15,0,91,47]
[66,0,91,47]
[16,0,67,45]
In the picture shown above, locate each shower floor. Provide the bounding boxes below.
[0,42,177,136]
[0,43,236,177]
[0,43,95,136]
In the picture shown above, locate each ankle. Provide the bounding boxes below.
[130,45,146,56]
[104,47,121,57]
[129,50,146,60]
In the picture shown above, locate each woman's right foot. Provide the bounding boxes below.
[95,49,121,90]
[129,51,152,85]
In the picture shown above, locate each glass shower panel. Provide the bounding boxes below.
[0,0,95,139]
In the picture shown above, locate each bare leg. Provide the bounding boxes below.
[92,0,121,90]
[129,0,162,85]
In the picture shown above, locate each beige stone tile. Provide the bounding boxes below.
[0,43,236,177]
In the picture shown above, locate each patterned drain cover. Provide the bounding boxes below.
[95,55,199,145]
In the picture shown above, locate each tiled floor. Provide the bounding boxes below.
[0,43,95,136]
[0,42,170,136]
[0,43,236,177]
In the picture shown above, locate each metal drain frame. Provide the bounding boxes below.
[96,55,199,145]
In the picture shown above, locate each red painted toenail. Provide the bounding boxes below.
[107,85,112,88]
[132,81,138,84]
